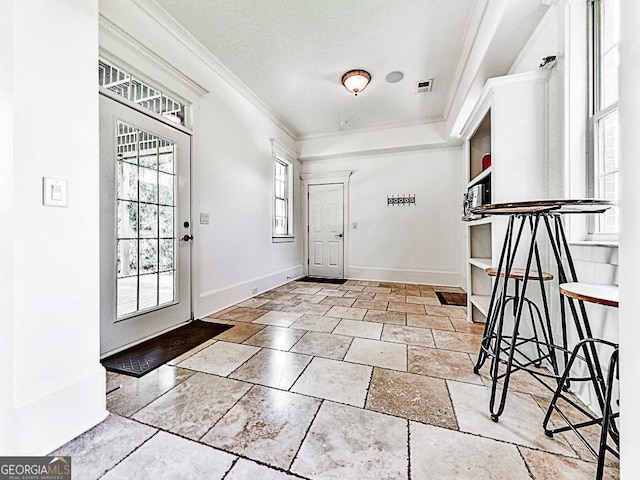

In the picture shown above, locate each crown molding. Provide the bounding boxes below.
[298,141,462,163]
[298,117,447,142]
[99,15,208,100]
[128,0,299,141]
[270,138,298,162]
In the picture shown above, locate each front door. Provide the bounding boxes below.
[100,95,192,355]
[308,183,344,278]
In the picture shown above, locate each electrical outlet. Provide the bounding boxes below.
[200,212,210,224]
[252,287,258,294]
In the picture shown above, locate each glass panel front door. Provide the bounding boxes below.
[116,122,177,318]
[100,95,191,356]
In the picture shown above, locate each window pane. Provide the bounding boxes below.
[139,203,158,238]
[118,162,138,201]
[117,239,138,278]
[117,276,138,317]
[159,172,174,205]
[601,46,619,108]
[118,201,138,239]
[159,205,174,238]
[139,273,159,310]
[139,167,158,203]
[159,271,175,304]
[602,0,619,52]
[159,239,174,271]
[140,239,158,274]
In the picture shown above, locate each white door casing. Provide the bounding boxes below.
[99,94,192,356]
[308,183,344,278]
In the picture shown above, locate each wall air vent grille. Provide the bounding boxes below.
[416,79,433,93]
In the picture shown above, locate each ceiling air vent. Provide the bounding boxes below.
[416,79,433,93]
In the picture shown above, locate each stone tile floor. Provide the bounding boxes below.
[55,280,620,479]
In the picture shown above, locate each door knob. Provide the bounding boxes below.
[335,233,343,238]
[181,234,193,241]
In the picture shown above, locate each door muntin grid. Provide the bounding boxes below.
[116,121,178,319]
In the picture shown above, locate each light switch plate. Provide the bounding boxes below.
[43,177,68,207]
[200,212,210,224]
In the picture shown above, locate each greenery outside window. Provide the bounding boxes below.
[588,0,619,238]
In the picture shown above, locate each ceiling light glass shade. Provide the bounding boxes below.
[342,70,371,96]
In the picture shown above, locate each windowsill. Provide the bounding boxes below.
[272,236,295,243]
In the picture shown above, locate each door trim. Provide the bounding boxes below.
[301,171,352,278]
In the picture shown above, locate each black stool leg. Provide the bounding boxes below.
[596,348,619,480]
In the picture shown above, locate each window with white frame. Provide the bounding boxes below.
[588,0,619,236]
[273,156,294,238]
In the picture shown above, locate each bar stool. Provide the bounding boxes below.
[475,267,558,421]
[542,283,619,480]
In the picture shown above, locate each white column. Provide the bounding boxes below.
[6,0,106,455]
[618,0,640,474]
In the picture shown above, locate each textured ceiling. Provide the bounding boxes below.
[154,0,478,138]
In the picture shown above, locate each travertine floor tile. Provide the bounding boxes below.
[317,288,345,297]
[408,346,483,385]
[229,348,312,389]
[52,414,156,480]
[289,314,340,333]
[294,293,326,304]
[319,296,356,307]
[366,368,457,429]
[426,304,468,318]
[406,313,455,331]
[432,329,482,354]
[373,293,407,303]
[226,459,302,480]
[388,301,426,314]
[261,299,301,311]
[235,297,271,308]
[344,337,407,371]
[338,284,365,292]
[341,290,376,300]
[520,447,619,480]
[332,319,382,339]
[447,380,576,455]
[410,422,531,480]
[353,299,389,311]
[243,326,306,351]
[251,310,303,327]
[289,302,332,315]
[107,366,196,416]
[449,315,486,334]
[212,322,265,344]
[291,357,372,407]
[406,295,441,306]
[102,431,235,480]
[290,287,323,295]
[363,286,392,294]
[363,309,407,325]
[179,341,260,376]
[216,307,268,322]
[325,305,367,320]
[290,331,353,360]
[202,386,321,469]
[381,324,435,347]
[291,401,408,480]
[133,372,251,440]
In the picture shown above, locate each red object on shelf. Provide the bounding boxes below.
[482,153,491,170]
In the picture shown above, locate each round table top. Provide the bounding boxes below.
[559,282,619,308]
[485,267,554,281]
[471,199,612,216]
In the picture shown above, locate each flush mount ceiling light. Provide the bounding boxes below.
[342,70,371,96]
[385,71,404,83]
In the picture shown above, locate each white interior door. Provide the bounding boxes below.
[100,95,192,356]
[308,183,344,278]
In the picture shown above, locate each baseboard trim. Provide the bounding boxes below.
[13,367,107,455]
[197,265,303,318]
[348,266,464,287]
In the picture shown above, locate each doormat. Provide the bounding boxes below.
[435,291,468,307]
[101,320,233,378]
[300,276,347,285]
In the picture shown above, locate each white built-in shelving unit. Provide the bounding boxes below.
[462,70,550,323]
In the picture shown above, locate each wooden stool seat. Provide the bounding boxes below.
[559,283,619,308]
[485,267,554,281]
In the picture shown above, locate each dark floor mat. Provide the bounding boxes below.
[435,291,468,307]
[299,276,347,284]
[101,320,233,377]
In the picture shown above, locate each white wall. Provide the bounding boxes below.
[1,0,106,455]
[0,0,15,453]
[99,1,304,321]
[301,146,465,286]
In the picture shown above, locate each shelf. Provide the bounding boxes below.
[466,217,492,227]
[467,167,492,188]
[469,257,492,270]
[470,294,491,316]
